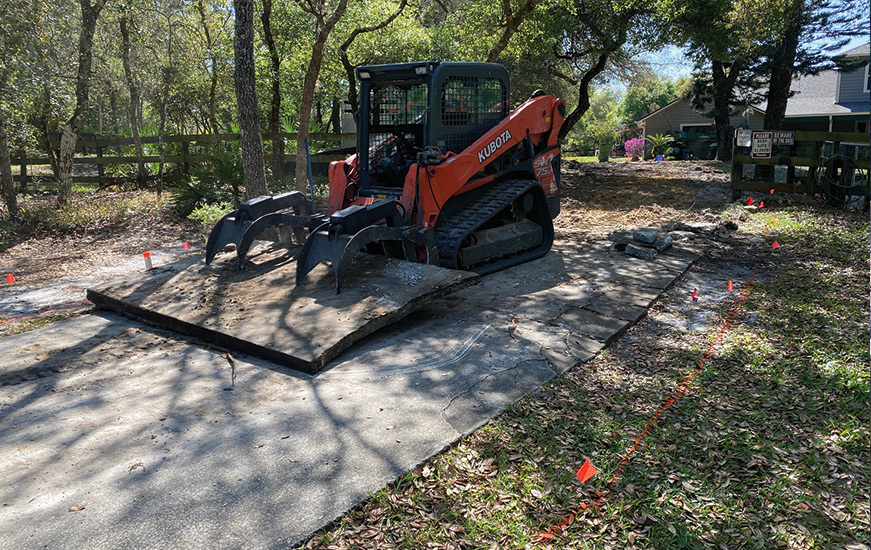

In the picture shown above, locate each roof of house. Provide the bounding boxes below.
[842,43,870,57]
[754,70,868,116]
[636,43,870,124]
[634,98,765,124]
[635,99,682,123]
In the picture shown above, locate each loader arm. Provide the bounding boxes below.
[417,94,565,228]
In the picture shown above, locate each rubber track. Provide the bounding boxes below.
[435,179,537,270]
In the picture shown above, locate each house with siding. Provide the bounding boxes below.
[636,43,870,158]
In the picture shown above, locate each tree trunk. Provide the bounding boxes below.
[109,87,120,135]
[486,0,540,62]
[40,82,61,185]
[763,1,803,131]
[339,0,407,115]
[0,72,18,221]
[58,0,108,207]
[294,0,350,194]
[261,0,284,182]
[328,97,340,133]
[120,15,148,189]
[233,0,268,199]
[196,0,220,133]
[560,50,612,140]
[711,59,740,162]
[294,34,327,193]
[157,24,174,196]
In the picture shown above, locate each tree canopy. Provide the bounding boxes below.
[0,0,867,211]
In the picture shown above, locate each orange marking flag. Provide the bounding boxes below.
[5,273,14,284]
[576,459,598,483]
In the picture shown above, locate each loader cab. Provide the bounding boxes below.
[356,62,510,194]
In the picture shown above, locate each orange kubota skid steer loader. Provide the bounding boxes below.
[205,61,565,291]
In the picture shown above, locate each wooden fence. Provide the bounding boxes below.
[731,130,870,200]
[10,132,356,188]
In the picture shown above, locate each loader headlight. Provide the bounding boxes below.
[359,71,371,79]
[415,66,426,75]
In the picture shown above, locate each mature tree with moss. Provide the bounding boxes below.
[658,0,766,160]
[57,0,109,206]
[546,0,660,140]
[233,0,268,199]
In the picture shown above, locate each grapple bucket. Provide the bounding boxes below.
[205,191,312,268]
[296,224,416,293]
[295,198,434,293]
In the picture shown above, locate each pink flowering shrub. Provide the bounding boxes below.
[624,137,644,158]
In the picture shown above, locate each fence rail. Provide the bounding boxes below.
[10,132,356,187]
[731,130,870,199]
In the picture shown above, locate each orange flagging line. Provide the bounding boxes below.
[537,220,774,542]
[0,300,93,324]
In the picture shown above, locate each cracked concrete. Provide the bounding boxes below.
[0,239,697,549]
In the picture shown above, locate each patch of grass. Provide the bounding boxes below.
[0,305,95,337]
[301,202,869,549]
[564,155,612,163]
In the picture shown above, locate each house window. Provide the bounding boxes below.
[865,63,870,93]
[858,120,869,133]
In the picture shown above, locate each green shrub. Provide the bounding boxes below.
[171,142,243,216]
[646,133,670,155]
[171,179,232,217]
[188,201,233,241]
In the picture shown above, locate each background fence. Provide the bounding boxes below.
[731,130,870,206]
[10,132,356,189]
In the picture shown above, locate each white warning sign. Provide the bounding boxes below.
[751,131,772,159]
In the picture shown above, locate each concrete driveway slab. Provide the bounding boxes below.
[0,239,697,549]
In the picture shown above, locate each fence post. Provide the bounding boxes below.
[730,131,742,200]
[806,140,823,195]
[19,155,27,193]
[97,146,105,187]
[182,141,190,173]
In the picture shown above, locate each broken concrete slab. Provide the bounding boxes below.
[625,243,658,260]
[555,307,629,343]
[87,245,478,374]
[0,237,701,549]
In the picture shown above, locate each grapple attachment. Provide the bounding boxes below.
[295,198,434,293]
[205,191,312,269]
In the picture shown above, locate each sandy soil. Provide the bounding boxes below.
[0,159,734,333]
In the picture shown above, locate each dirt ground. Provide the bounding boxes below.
[555,159,732,240]
[0,160,733,333]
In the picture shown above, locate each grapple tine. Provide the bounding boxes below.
[334,226,408,293]
[204,191,314,267]
[295,223,339,286]
[205,211,244,265]
[235,211,311,269]
[296,224,411,293]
